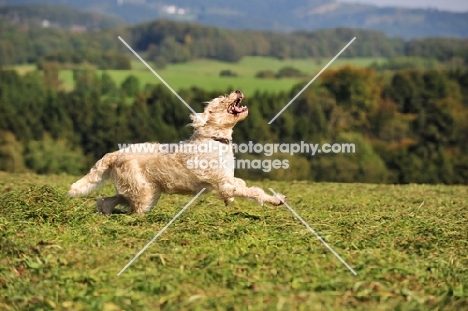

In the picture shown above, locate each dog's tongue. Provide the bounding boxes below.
[234,106,244,113]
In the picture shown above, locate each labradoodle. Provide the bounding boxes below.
[68,90,285,214]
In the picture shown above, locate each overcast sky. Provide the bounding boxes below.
[337,0,468,12]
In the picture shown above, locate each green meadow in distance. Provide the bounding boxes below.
[12,56,384,94]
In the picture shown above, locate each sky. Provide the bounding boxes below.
[337,0,468,12]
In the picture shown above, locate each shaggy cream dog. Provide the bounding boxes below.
[68,90,285,214]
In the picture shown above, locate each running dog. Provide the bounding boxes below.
[68,90,285,214]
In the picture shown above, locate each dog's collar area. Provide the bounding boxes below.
[212,137,231,145]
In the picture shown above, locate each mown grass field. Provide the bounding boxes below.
[0,172,467,310]
[10,56,383,94]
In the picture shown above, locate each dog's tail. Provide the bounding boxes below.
[68,152,118,197]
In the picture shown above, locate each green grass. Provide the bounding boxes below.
[153,56,382,77]
[58,68,301,95]
[1,172,467,310]
[11,56,384,94]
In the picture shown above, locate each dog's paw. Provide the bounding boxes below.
[273,193,286,206]
[96,198,112,215]
[224,197,235,206]
[67,184,80,197]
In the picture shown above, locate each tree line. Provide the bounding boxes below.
[1,66,467,184]
[1,19,467,69]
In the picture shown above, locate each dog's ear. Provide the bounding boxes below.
[189,113,207,128]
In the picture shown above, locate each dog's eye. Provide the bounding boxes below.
[208,110,213,114]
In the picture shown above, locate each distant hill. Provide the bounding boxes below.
[1,17,467,69]
[0,0,467,38]
[0,4,127,30]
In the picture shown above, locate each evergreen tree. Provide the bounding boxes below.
[121,75,140,98]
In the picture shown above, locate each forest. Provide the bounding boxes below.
[1,19,468,69]
[1,64,467,184]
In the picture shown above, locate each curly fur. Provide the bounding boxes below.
[68,90,286,214]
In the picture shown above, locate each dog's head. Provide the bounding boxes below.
[190,90,248,131]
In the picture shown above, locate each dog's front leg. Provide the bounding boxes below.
[222,178,246,206]
[218,179,285,206]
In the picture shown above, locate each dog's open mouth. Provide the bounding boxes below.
[227,94,248,115]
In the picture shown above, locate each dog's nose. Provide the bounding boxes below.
[235,90,244,99]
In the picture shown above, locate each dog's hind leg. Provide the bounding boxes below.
[128,187,162,214]
[147,190,162,212]
[223,178,246,206]
[96,195,128,215]
[224,197,235,206]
